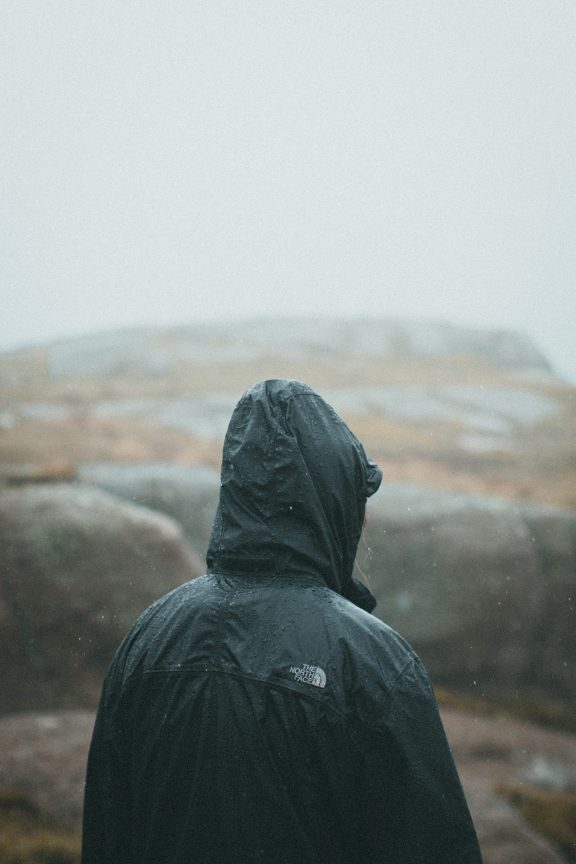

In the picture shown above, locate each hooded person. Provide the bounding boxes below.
[82,379,482,864]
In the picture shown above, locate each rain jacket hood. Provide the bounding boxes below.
[206,379,382,611]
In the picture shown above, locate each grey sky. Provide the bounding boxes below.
[2,1,576,380]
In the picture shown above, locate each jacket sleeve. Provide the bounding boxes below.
[358,656,483,864]
[82,662,133,864]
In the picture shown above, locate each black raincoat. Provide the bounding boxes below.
[82,380,482,864]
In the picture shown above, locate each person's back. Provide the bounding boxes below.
[83,380,482,863]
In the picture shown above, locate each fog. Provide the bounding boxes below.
[2,0,576,381]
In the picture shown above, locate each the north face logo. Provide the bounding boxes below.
[289,664,326,688]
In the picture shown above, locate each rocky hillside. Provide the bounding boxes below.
[1,317,576,863]
[1,317,575,508]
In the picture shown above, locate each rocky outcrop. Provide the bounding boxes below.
[40,319,552,379]
[0,484,203,714]
[359,484,576,706]
[77,462,220,558]
[447,707,576,864]
[81,383,561,449]
[0,712,92,828]
[47,329,175,379]
[1,706,574,863]
[2,319,573,510]
[518,502,576,701]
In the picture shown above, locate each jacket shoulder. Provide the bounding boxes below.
[299,587,421,704]
[106,575,213,687]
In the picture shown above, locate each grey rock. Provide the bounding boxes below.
[19,402,72,422]
[93,395,238,438]
[518,503,576,702]
[40,318,554,382]
[172,317,553,372]
[443,386,558,426]
[0,711,93,828]
[327,386,463,423]
[0,411,15,430]
[359,485,576,706]
[152,395,238,437]
[89,383,560,444]
[0,484,203,714]
[77,462,220,558]
[326,384,558,431]
[48,329,174,379]
[447,708,576,864]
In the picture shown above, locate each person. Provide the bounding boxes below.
[82,378,483,863]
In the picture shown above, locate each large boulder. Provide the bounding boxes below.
[77,462,220,558]
[360,485,576,706]
[0,711,93,828]
[519,502,576,701]
[0,484,203,714]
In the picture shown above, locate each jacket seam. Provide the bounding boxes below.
[123,665,357,728]
[364,655,420,732]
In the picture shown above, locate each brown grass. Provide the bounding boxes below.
[498,783,576,863]
[436,688,576,736]
[0,418,221,472]
[0,789,80,864]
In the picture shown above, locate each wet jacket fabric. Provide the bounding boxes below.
[82,380,482,864]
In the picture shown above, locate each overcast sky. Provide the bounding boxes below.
[2,1,576,380]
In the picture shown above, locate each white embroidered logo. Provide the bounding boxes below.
[289,663,327,688]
